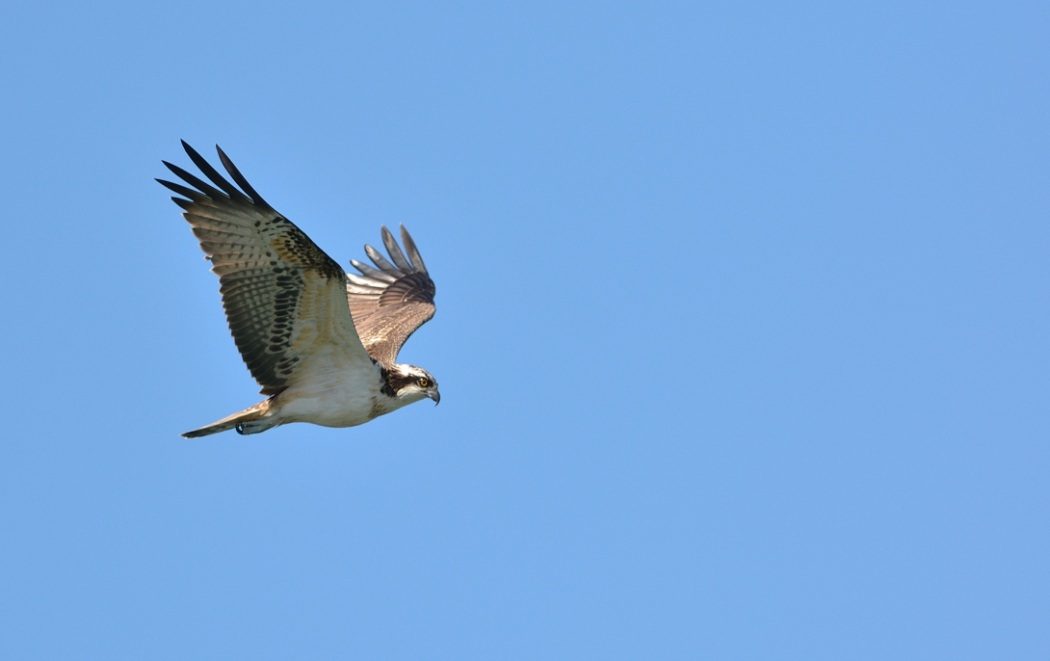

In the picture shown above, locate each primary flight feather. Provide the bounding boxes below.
[159,141,440,438]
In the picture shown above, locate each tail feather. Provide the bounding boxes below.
[182,401,272,438]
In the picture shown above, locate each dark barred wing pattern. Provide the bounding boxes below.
[346,225,436,366]
[158,141,369,395]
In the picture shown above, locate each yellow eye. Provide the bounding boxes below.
[417,377,430,388]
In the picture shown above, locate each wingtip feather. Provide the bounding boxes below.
[381,226,413,271]
[399,225,428,273]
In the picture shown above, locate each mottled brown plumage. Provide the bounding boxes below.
[346,225,436,366]
[159,141,367,395]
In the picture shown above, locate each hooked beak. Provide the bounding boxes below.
[428,390,441,405]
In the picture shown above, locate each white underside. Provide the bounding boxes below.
[264,352,419,429]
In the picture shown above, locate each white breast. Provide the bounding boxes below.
[270,348,386,428]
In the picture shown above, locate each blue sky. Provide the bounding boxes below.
[2,1,1048,658]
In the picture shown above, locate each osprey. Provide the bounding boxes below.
[159,141,440,438]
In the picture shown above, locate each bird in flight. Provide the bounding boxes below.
[158,141,440,438]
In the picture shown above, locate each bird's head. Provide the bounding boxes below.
[385,364,441,406]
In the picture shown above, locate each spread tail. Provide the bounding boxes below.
[182,401,273,438]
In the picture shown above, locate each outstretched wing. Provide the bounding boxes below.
[346,225,436,366]
[159,141,372,395]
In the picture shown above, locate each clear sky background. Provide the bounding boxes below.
[1,1,1047,659]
